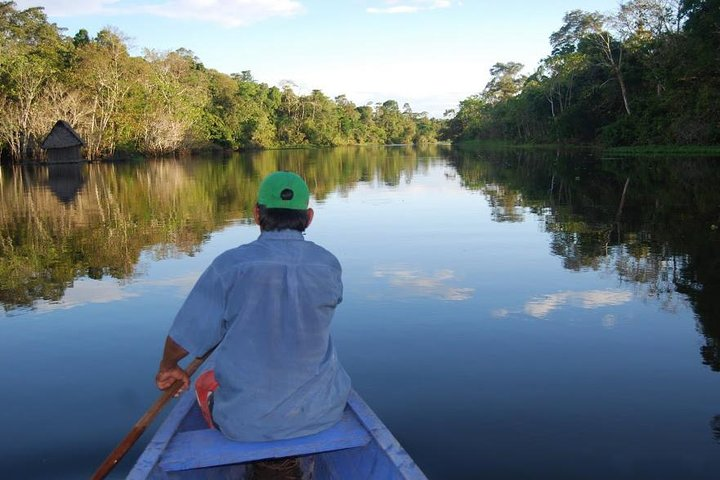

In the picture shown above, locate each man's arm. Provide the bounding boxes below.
[155,336,190,393]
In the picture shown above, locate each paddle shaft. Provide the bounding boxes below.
[91,354,209,480]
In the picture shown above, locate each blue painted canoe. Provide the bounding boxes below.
[127,388,427,479]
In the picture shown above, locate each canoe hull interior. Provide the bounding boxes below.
[143,442,411,479]
[128,389,426,480]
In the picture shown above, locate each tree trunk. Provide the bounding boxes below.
[616,66,632,116]
[596,31,631,116]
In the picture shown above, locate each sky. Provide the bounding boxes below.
[16,0,623,118]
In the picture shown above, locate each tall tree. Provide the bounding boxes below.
[482,62,527,104]
[137,48,210,155]
[301,89,339,146]
[551,9,632,116]
[616,0,685,36]
[70,28,135,159]
[0,2,69,160]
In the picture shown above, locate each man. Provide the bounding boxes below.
[155,171,351,474]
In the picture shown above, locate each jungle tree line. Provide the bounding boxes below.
[445,0,720,145]
[0,2,442,162]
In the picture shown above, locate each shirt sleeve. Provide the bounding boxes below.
[168,262,227,357]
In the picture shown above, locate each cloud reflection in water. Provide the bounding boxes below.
[491,290,632,329]
[35,278,140,313]
[523,290,633,319]
[33,273,202,314]
[373,266,474,301]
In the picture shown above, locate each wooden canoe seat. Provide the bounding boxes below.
[159,404,372,472]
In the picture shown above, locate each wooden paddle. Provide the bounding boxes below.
[91,353,211,480]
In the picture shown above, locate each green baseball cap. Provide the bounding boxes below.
[257,171,310,210]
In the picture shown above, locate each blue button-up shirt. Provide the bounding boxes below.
[169,230,351,441]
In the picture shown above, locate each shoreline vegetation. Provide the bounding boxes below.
[1,1,719,164]
[0,2,443,163]
[445,1,719,148]
[602,145,720,156]
[454,139,720,157]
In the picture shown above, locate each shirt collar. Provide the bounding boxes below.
[259,230,305,241]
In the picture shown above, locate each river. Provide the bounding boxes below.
[1,145,719,479]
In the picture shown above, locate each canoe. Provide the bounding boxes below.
[127,387,428,479]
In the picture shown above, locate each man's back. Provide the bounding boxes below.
[169,229,351,441]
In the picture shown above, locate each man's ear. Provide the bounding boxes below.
[306,208,314,229]
[253,205,261,225]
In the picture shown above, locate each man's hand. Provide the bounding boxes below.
[156,336,190,395]
[156,365,190,390]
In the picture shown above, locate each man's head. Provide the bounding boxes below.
[255,171,314,232]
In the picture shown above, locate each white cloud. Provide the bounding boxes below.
[367,5,419,14]
[374,266,474,301]
[18,0,304,27]
[282,56,481,117]
[141,0,304,28]
[14,0,118,16]
[366,0,454,14]
[524,290,633,319]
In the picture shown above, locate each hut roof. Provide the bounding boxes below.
[41,120,85,149]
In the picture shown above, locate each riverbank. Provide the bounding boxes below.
[454,140,720,157]
[603,145,720,156]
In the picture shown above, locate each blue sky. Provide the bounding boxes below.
[17,0,621,117]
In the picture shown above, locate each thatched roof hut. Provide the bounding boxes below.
[41,120,85,163]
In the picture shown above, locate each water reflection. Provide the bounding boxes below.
[523,289,633,318]
[4,145,720,479]
[33,278,139,313]
[48,163,85,204]
[373,266,475,301]
[0,160,220,310]
[30,274,203,314]
[451,146,720,372]
[0,146,442,311]
[711,415,720,444]
[2,145,720,376]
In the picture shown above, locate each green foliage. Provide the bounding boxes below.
[443,95,488,140]
[445,0,720,146]
[0,2,71,160]
[72,28,89,47]
[0,2,443,161]
[375,100,417,144]
[483,62,527,104]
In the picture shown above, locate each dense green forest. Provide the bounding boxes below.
[445,0,720,146]
[0,1,442,162]
[2,1,718,161]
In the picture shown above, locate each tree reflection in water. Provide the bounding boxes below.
[450,145,720,375]
[711,415,720,444]
[2,145,719,379]
[0,146,435,310]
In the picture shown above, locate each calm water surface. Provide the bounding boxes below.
[1,145,720,479]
